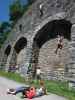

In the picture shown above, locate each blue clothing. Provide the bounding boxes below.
[15,86,30,94]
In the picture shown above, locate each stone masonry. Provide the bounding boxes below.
[0,0,75,80]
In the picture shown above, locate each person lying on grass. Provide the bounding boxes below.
[23,80,47,99]
[7,80,47,99]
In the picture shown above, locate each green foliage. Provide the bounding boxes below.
[28,0,35,5]
[0,22,11,33]
[0,1,31,48]
[0,71,25,83]
[0,22,11,48]
[9,0,24,22]
[9,0,31,23]
[44,80,75,100]
[33,80,75,100]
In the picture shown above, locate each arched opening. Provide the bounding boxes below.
[32,19,72,78]
[5,45,11,56]
[1,45,11,68]
[34,19,72,48]
[14,37,27,54]
[9,37,27,69]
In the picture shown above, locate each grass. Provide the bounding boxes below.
[0,71,25,83]
[32,80,75,100]
[0,70,75,100]
[45,80,75,100]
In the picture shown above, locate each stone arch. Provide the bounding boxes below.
[14,37,27,54]
[0,45,11,70]
[34,19,72,48]
[31,19,72,78]
[9,37,27,67]
[66,23,75,78]
[5,45,11,56]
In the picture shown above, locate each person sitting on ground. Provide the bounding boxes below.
[23,80,47,99]
[36,80,47,96]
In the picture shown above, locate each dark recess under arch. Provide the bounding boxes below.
[34,19,72,48]
[14,37,27,53]
[5,45,11,56]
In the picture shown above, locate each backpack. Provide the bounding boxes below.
[26,87,36,99]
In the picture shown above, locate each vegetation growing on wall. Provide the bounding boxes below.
[9,0,33,23]
[28,0,35,5]
[0,0,30,48]
[0,22,12,48]
[9,0,24,23]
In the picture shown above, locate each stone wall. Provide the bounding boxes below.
[0,0,75,80]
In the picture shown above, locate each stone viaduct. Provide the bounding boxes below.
[0,0,75,80]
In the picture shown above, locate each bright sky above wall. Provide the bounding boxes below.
[0,0,28,22]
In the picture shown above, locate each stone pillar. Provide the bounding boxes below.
[67,23,75,78]
[31,40,40,78]
[0,49,2,69]
[5,48,15,71]
[19,37,33,76]
[0,51,7,70]
[9,49,17,66]
[2,54,8,66]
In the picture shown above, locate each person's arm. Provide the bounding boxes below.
[42,87,47,95]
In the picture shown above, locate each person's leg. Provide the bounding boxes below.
[37,75,40,80]
[40,9,43,17]
[58,44,63,55]
[15,86,30,94]
[55,45,59,54]
[60,44,63,49]
[55,43,63,54]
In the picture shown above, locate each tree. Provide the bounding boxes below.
[9,0,24,22]
[0,22,11,33]
[28,0,35,4]
[0,22,11,48]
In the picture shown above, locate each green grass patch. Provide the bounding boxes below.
[44,80,75,100]
[0,71,25,83]
[0,71,75,100]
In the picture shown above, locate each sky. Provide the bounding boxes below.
[0,0,28,22]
